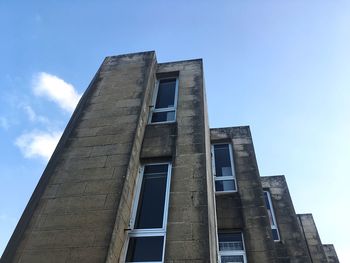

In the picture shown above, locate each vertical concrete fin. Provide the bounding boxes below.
[202,62,219,263]
[298,213,328,263]
[105,51,157,263]
[261,176,312,262]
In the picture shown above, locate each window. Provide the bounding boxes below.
[150,78,178,123]
[218,231,247,263]
[125,163,172,263]
[212,143,237,193]
[263,191,280,241]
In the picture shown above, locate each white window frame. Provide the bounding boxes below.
[264,190,280,242]
[211,143,237,194]
[125,163,172,263]
[149,77,179,124]
[218,232,247,263]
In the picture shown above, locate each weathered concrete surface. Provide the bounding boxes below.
[140,123,176,159]
[216,193,243,230]
[155,60,216,262]
[298,214,328,263]
[211,127,276,263]
[261,176,312,263]
[3,51,157,263]
[323,244,339,263]
[104,52,157,263]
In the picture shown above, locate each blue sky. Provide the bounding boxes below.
[1,0,349,261]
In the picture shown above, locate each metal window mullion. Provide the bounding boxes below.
[129,166,145,228]
[228,144,237,191]
[127,260,163,263]
[215,176,234,181]
[153,107,176,113]
[173,78,179,121]
[240,232,247,263]
[149,79,160,124]
[211,145,216,177]
[129,229,166,236]
[162,163,172,229]
[161,163,172,263]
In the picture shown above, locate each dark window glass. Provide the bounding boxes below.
[144,164,168,174]
[155,79,176,109]
[135,164,168,229]
[272,229,280,241]
[151,111,175,123]
[214,144,233,177]
[264,191,271,209]
[215,180,235,192]
[126,236,164,262]
[221,255,244,263]
[218,233,243,251]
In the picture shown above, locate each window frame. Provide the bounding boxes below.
[264,190,281,242]
[149,77,179,124]
[125,162,172,263]
[211,143,237,194]
[218,231,247,263]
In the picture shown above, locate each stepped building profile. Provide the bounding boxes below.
[2,51,338,263]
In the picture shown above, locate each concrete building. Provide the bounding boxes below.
[1,51,338,263]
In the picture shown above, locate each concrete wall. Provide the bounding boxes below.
[323,245,339,263]
[2,52,157,263]
[151,60,216,262]
[261,176,311,263]
[298,214,328,263]
[211,127,276,263]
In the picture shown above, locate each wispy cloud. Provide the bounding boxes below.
[15,130,62,160]
[33,72,81,113]
[0,117,9,130]
[23,105,49,124]
[0,214,17,223]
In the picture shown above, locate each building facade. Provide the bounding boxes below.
[1,51,338,263]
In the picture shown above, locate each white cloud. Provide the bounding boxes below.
[15,130,62,160]
[33,72,81,113]
[23,105,49,124]
[0,117,9,130]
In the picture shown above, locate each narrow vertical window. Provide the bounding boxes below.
[212,143,237,193]
[126,163,172,263]
[264,191,280,241]
[218,231,247,263]
[150,78,178,123]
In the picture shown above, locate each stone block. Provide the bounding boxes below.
[105,154,130,167]
[56,182,87,197]
[84,180,117,194]
[167,223,192,241]
[66,247,107,263]
[165,240,209,260]
[62,156,107,170]
[90,143,131,157]
[19,249,68,263]
[52,167,115,183]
